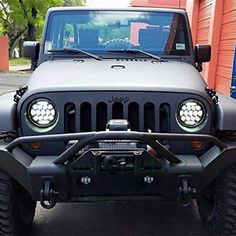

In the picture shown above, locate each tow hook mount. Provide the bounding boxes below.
[40,179,59,209]
[177,176,195,207]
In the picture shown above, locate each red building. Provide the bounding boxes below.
[131,0,186,9]
[131,0,236,95]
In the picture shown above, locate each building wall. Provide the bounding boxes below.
[0,36,9,72]
[195,0,213,80]
[187,0,235,95]
[215,0,236,94]
[131,0,236,95]
[196,0,212,45]
[131,0,186,9]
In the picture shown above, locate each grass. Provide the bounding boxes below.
[9,58,31,66]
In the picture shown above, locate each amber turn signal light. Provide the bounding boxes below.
[191,140,205,150]
[30,142,43,150]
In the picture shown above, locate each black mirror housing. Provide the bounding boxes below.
[23,41,40,60]
[195,44,211,63]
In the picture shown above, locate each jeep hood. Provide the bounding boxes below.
[27,59,207,94]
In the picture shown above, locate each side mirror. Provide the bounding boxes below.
[23,41,40,69]
[195,45,211,72]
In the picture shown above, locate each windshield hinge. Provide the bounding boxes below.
[205,87,218,104]
[14,85,28,104]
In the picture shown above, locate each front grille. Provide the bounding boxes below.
[64,95,171,133]
[20,91,212,156]
[21,91,212,137]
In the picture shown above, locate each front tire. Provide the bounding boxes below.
[0,169,36,235]
[197,166,236,235]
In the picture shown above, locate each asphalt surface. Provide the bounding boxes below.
[0,72,209,236]
[0,72,29,95]
[31,201,208,236]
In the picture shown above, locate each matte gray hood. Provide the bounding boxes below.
[27,59,207,94]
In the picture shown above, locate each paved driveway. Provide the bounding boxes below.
[30,201,208,236]
[0,72,30,94]
[31,201,208,236]
[0,72,208,236]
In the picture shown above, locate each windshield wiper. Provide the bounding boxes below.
[48,48,102,61]
[108,49,163,61]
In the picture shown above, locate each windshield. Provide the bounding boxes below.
[45,10,190,57]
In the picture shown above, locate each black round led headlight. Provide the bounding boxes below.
[177,99,206,128]
[28,99,58,128]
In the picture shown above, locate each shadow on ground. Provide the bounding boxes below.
[31,200,209,236]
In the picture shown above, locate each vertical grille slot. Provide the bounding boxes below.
[160,103,170,133]
[128,102,139,131]
[144,102,155,132]
[112,102,123,119]
[96,102,107,131]
[64,103,76,133]
[80,102,91,132]
[73,93,170,132]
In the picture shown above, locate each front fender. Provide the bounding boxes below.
[216,93,236,130]
[0,92,17,131]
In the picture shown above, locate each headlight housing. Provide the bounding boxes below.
[177,99,206,129]
[28,99,58,128]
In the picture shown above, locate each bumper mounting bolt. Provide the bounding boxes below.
[134,151,142,156]
[144,176,154,184]
[192,188,197,194]
[81,176,91,185]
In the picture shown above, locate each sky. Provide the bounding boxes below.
[87,0,132,7]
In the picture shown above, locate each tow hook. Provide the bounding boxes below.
[177,177,195,207]
[40,180,59,209]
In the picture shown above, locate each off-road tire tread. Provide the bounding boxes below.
[198,166,236,235]
[0,171,14,235]
[0,170,36,236]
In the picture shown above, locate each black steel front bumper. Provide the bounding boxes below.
[0,131,236,206]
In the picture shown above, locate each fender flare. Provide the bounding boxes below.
[0,92,17,131]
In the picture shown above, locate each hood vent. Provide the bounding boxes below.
[111,65,125,69]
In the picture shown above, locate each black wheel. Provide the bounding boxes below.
[197,166,236,235]
[0,169,36,236]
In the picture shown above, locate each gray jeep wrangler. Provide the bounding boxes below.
[1,6,236,235]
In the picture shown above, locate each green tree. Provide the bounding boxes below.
[63,0,86,6]
[0,0,85,57]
